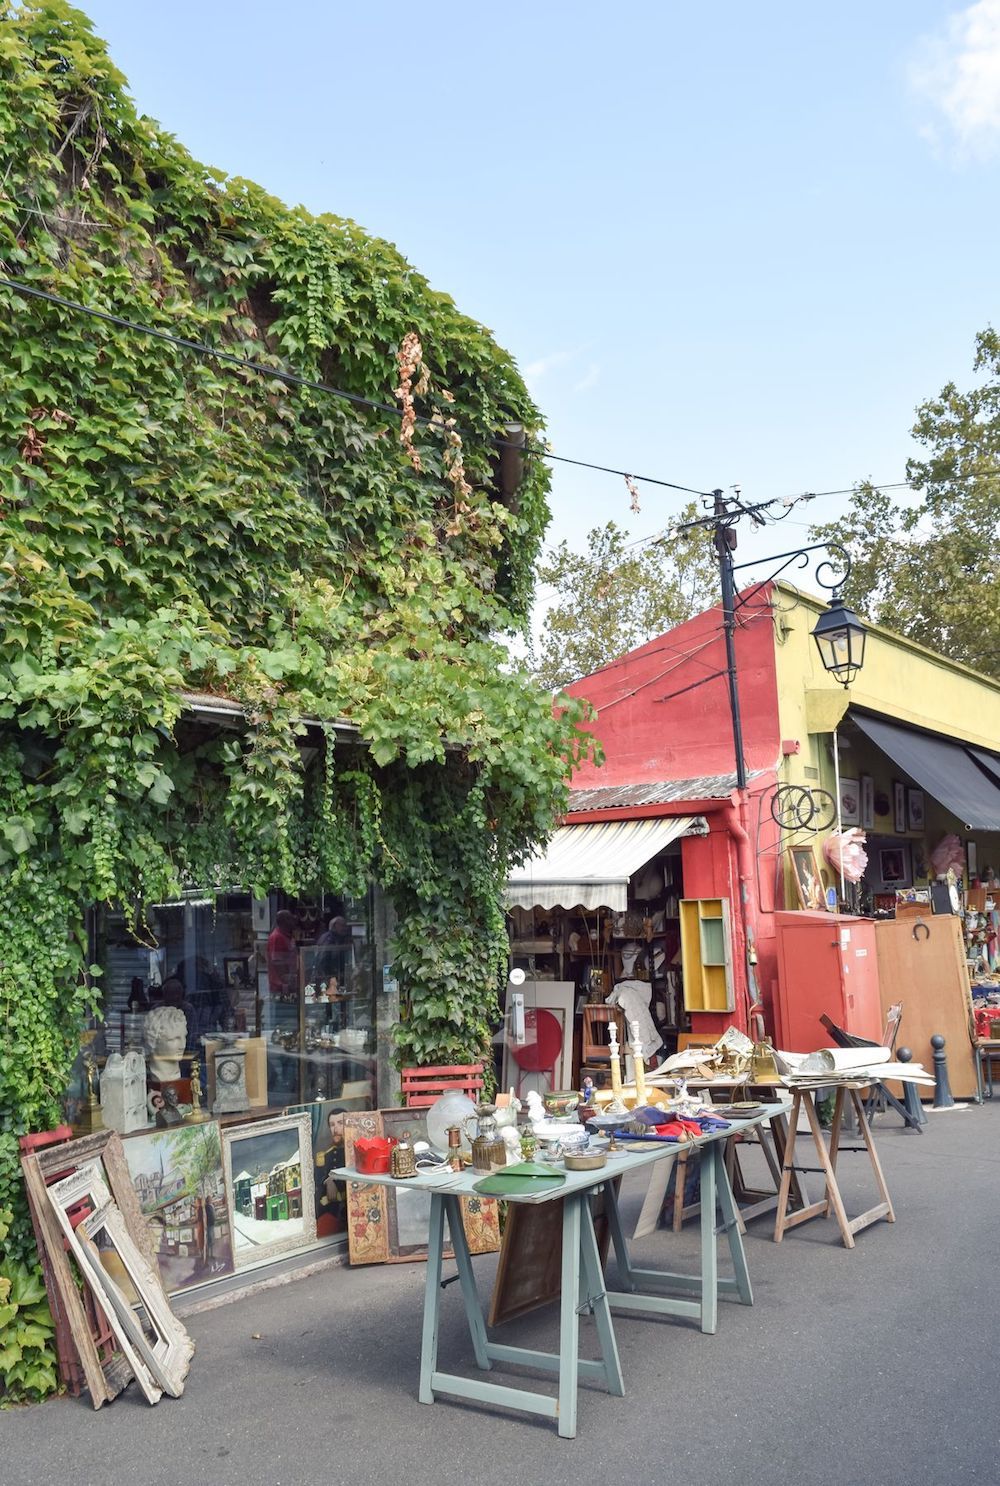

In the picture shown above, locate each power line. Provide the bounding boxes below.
[0,273,711,496]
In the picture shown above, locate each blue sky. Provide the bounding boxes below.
[81,0,1000,577]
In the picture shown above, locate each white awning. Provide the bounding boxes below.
[506,816,701,912]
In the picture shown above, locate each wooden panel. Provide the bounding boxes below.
[680,898,734,1013]
[874,917,978,1099]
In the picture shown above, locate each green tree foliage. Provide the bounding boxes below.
[811,331,1000,677]
[0,1,594,1398]
[532,508,719,690]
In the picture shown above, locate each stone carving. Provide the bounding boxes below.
[143,1006,187,1082]
[100,1050,147,1134]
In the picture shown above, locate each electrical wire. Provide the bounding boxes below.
[0,273,710,495]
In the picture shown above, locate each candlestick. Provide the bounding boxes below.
[630,1018,647,1105]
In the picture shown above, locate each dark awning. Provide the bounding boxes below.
[967,744,1000,791]
[850,712,1000,831]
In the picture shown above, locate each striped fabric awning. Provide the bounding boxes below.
[505,815,700,912]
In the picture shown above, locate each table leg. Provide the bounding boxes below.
[773,1091,802,1242]
[579,1194,624,1398]
[850,1089,896,1225]
[714,1142,753,1306]
[443,1194,491,1372]
[801,1089,854,1248]
[699,1140,718,1335]
[418,1192,446,1404]
[557,1192,582,1439]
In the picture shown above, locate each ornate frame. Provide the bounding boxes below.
[222,1111,316,1270]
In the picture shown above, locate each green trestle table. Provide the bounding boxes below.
[333,1103,782,1439]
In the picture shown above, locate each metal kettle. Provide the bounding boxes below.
[464,1103,505,1171]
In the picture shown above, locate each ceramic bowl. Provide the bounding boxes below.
[543,1089,580,1118]
[563,1150,607,1172]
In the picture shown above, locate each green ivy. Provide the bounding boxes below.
[0,2,596,1401]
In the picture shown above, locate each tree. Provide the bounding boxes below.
[531,505,719,690]
[810,330,1000,677]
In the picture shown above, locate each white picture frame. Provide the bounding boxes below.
[839,776,860,826]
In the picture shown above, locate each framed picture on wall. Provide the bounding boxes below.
[878,844,912,889]
[907,788,925,832]
[969,840,978,882]
[839,777,860,826]
[893,780,907,835]
[789,846,827,911]
[860,775,874,829]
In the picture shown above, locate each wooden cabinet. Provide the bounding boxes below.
[874,915,978,1099]
[680,898,734,1013]
[773,911,881,1052]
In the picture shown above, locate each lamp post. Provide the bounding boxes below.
[710,489,867,789]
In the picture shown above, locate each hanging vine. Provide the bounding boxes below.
[0,1,596,1401]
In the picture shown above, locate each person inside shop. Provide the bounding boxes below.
[160,975,196,1047]
[315,914,354,1029]
[267,909,300,1001]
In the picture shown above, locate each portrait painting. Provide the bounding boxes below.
[789,846,827,911]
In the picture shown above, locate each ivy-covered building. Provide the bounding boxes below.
[0,3,590,1397]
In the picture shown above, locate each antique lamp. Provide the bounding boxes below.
[812,594,867,687]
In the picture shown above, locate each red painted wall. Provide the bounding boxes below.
[565,585,784,1037]
[566,583,782,788]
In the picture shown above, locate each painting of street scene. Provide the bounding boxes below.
[223,1113,315,1268]
[123,1121,233,1294]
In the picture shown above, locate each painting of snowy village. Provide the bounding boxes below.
[123,1121,234,1294]
[222,1112,316,1268]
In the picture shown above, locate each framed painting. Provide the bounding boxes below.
[223,954,253,989]
[788,846,827,911]
[893,780,907,835]
[907,787,925,833]
[222,1112,315,1270]
[969,840,978,881]
[122,1121,234,1294]
[285,1098,374,1240]
[838,776,860,826]
[341,1110,500,1267]
[878,844,912,890]
[860,774,875,830]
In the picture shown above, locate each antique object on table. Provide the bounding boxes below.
[184,1056,210,1123]
[447,1124,463,1171]
[207,1033,250,1116]
[389,1132,418,1179]
[605,1021,628,1116]
[542,1089,580,1119]
[629,1019,647,1105]
[143,1006,187,1083]
[751,1038,780,1082]
[464,1104,506,1172]
[100,1050,146,1134]
[563,1149,607,1172]
[518,1126,537,1160]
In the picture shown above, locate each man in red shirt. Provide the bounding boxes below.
[266,909,299,1001]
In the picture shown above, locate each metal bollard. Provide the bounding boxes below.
[896,1047,927,1129]
[931,1033,955,1109]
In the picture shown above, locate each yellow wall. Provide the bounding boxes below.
[772,582,1000,886]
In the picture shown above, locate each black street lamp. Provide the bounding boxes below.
[811,592,867,686]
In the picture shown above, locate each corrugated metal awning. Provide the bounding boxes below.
[506,815,701,912]
[851,712,1000,831]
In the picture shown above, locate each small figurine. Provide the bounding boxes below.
[519,1127,537,1160]
[579,1075,596,1110]
[524,1089,546,1127]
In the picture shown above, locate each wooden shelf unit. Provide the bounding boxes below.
[679,897,734,1013]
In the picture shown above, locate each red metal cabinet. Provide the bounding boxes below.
[772,911,882,1052]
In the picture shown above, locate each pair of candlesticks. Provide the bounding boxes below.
[607,1018,647,1108]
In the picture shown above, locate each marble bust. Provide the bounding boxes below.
[143,1005,187,1082]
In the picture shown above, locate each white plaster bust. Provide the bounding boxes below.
[143,1005,187,1082]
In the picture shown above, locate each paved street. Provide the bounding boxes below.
[5,1100,997,1486]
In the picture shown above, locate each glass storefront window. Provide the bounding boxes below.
[68,887,384,1292]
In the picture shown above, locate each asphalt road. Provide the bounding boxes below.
[5,1098,998,1486]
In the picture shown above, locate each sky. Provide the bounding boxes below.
[78,0,1000,585]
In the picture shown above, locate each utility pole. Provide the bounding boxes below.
[713,489,747,791]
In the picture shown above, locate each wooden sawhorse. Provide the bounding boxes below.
[774,1083,895,1249]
